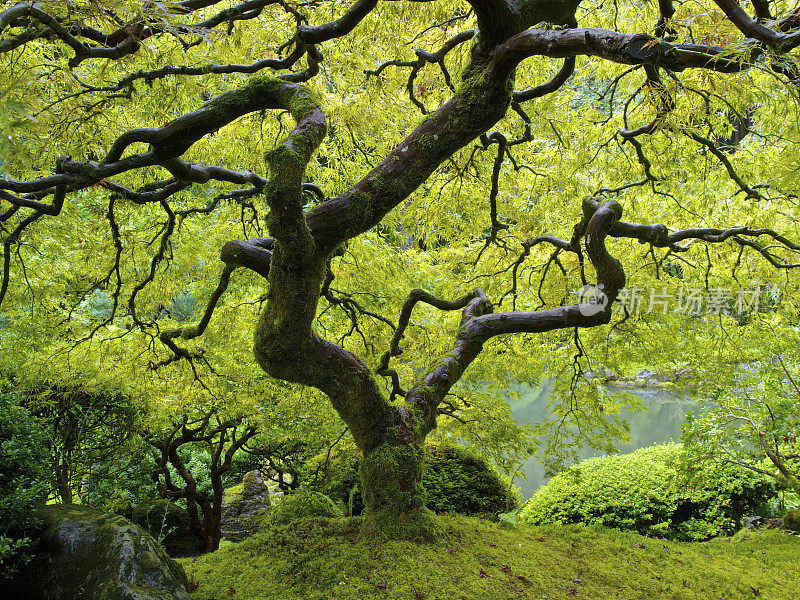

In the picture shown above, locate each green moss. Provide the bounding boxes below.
[267,490,344,526]
[180,514,800,600]
[244,74,321,119]
[223,483,244,504]
[359,440,428,540]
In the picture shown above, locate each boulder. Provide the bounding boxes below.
[783,509,800,532]
[221,470,271,541]
[636,368,656,380]
[9,504,189,600]
[128,499,202,557]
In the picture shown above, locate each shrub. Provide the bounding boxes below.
[519,443,776,541]
[315,442,519,518]
[266,490,344,526]
[0,391,49,577]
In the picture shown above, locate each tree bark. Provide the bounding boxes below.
[359,437,437,539]
[56,462,72,505]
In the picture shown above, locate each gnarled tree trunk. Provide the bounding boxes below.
[243,1,633,539]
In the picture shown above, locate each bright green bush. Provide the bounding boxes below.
[315,442,519,518]
[519,443,775,541]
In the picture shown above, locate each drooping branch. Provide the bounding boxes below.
[365,29,476,114]
[0,212,42,308]
[405,199,626,432]
[128,200,176,329]
[296,0,378,44]
[655,0,676,37]
[375,288,483,379]
[488,27,757,83]
[320,265,396,346]
[712,0,800,51]
[0,0,287,66]
[0,76,311,215]
[685,131,762,199]
[582,195,800,268]
[513,57,576,102]
[157,265,236,364]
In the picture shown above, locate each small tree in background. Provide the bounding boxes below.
[144,410,257,553]
[12,382,136,504]
[683,334,800,502]
[0,390,49,578]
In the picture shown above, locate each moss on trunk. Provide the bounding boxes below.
[358,439,442,540]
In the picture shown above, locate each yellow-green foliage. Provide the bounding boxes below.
[520,443,776,540]
[180,514,800,600]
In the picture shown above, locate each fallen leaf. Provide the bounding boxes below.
[501,565,511,573]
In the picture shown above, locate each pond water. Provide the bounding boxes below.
[509,381,703,500]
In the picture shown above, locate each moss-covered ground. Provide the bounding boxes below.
[180,515,799,600]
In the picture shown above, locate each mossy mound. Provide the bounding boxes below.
[784,509,800,532]
[520,443,776,540]
[266,490,343,526]
[180,514,800,600]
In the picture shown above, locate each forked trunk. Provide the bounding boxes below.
[358,437,440,540]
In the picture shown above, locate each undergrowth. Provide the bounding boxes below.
[180,514,800,600]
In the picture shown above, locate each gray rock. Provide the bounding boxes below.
[585,367,618,382]
[221,470,271,541]
[743,515,764,529]
[242,469,268,496]
[9,504,189,600]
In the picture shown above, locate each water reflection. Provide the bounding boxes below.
[510,382,703,500]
